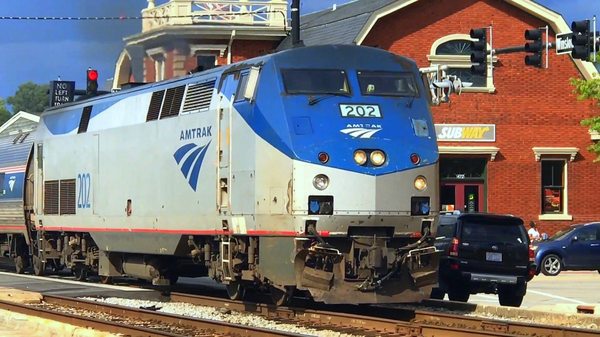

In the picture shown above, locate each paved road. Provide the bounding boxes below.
[467,271,600,309]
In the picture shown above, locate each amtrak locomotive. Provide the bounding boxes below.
[0,45,439,305]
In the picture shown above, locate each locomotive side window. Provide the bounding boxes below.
[0,172,4,195]
[234,72,250,102]
[357,71,418,97]
[282,69,349,95]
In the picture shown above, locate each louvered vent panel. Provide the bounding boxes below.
[182,80,215,113]
[146,90,165,121]
[44,181,59,215]
[78,106,93,134]
[160,85,185,119]
[59,179,76,215]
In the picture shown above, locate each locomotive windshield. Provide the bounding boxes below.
[282,69,350,95]
[357,71,419,97]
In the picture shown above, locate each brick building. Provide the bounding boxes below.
[112,0,288,87]
[113,0,600,235]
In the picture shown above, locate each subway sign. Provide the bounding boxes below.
[435,124,495,142]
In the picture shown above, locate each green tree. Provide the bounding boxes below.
[0,98,11,126]
[572,74,600,162]
[7,82,50,115]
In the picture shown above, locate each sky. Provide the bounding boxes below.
[0,0,597,111]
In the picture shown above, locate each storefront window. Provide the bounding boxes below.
[541,160,564,213]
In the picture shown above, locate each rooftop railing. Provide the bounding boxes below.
[142,0,288,32]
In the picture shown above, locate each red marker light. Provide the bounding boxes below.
[87,69,98,81]
[318,152,329,164]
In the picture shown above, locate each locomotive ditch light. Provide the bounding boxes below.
[313,174,329,190]
[353,150,367,165]
[370,150,386,166]
[414,176,427,191]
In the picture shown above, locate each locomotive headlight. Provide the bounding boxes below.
[313,174,330,190]
[370,150,386,166]
[353,150,367,165]
[414,176,427,191]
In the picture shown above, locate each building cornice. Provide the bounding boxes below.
[124,25,287,46]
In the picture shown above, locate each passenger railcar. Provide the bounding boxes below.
[0,45,439,304]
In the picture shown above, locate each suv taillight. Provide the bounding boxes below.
[449,237,459,256]
[527,245,536,280]
[528,245,535,263]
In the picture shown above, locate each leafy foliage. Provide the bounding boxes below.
[0,98,11,126]
[7,82,50,115]
[572,74,600,162]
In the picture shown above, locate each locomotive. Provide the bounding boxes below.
[0,44,439,305]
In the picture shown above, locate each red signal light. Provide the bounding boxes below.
[87,69,98,81]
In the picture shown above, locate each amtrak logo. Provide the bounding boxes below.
[173,141,211,191]
[340,124,382,139]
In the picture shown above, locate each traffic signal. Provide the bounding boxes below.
[524,29,543,67]
[571,20,591,60]
[86,68,98,95]
[470,28,487,75]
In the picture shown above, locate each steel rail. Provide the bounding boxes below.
[0,295,304,337]
[169,292,600,337]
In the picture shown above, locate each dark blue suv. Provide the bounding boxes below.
[431,213,536,307]
[534,222,600,276]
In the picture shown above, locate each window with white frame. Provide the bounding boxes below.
[155,58,165,81]
[428,34,495,93]
[541,159,565,214]
[532,147,577,220]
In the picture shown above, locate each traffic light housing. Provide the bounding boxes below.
[571,20,591,60]
[470,28,487,75]
[524,29,543,67]
[86,68,98,95]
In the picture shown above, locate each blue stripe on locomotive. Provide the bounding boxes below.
[41,45,437,176]
[237,45,438,175]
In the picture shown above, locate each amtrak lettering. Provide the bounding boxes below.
[180,126,212,140]
[434,124,496,142]
[340,123,382,139]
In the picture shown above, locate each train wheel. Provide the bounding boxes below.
[99,276,113,284]
[270,285,294,306]
[14,256,25,274]
[226,281,246,300]
[32,255,45,276]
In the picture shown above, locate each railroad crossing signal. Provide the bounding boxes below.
[86,68,99,95]
[470,28,488,75]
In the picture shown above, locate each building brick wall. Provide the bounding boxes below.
[364,0,600,235]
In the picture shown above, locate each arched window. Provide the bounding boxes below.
[428,34,495,92]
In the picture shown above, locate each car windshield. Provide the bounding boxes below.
[549,227,577,240]
[281,69,350,95]
[461,221,528,245]
[357,71,418,97]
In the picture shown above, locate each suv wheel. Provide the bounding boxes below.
[541,254,562,276]
[498,284,525,307]
[448,287,470,302]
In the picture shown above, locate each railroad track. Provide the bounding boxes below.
[1,281,599,337]
[0,295,300,337]
[168,292,600,337]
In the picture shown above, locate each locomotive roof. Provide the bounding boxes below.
[43,45,415,116]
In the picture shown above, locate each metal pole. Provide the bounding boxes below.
[545,25,549,68]
[488,24,493,81]
[593,15,597,63]
[291,0,301,46]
